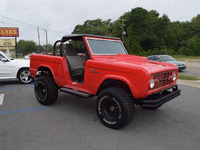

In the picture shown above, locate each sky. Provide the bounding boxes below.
[0,0,199,45]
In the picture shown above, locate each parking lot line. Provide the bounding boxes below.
[0,94,4,105]
[0,107,47,114]
[0,83,13,90]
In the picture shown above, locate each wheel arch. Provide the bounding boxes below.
[37,66,54,77]
[96,77,135,99]
[17,67,30,78]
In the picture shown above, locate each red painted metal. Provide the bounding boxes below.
[30,35,179,99]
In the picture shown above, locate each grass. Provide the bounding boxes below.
[172,55,200,61]
[178,74,200,81]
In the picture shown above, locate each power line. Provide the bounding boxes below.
[0,14,65,34]
[0,20,37,31]
[0,14,38,28]
[0,15,73,45]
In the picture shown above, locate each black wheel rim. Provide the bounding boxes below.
[35,81,47,101]
[101,97,120,121]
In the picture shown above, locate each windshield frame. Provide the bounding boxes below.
[0,50,13,61]
[85,37,128,55]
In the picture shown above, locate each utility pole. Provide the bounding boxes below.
[37,27,40,52]
[45,29,48,53]
[121,18,126,43]
[15,37,18,58]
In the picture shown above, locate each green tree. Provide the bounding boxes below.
[180,35,200,55]
[43,44,53,53]
[71,7,200,56]
[17,40,37,56]
[111,13,129,40]
[191,15,200,36]
[166,21,186,53]
[111,19,121,38]
[72,18,113,36]
[72,19,114,53]
[123,7,170,55]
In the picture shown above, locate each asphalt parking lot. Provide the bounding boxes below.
[0,79,200,150]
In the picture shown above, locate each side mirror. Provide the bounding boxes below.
[1,58,8,62]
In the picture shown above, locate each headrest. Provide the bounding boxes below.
[65,44,77,56]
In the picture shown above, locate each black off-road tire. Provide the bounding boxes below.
[96,87,135,129]
[18,68,33,84]
[34,76,58,105]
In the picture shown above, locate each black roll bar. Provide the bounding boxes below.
[53,40,63,56]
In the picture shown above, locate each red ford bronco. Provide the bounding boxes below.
[30,34,181,129]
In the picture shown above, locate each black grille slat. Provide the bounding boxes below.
[154,71,172,89]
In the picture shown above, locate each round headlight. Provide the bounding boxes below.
[150,79,155,89]
[173,73,176,81]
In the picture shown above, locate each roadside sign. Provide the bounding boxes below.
[0,27,19,37]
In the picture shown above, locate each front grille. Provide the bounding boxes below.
[153,71,173,89]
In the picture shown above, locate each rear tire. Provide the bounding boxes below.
[34,76,58,105]
[96,87,135,129]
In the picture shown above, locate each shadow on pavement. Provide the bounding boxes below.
[0,79,20,85]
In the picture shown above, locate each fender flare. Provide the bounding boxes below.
[94,74,136,97]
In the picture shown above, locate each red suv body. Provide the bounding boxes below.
[30,34,181,129]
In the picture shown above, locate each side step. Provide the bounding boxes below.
[59,87,92,98]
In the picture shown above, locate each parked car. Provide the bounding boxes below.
[0,50,33,84]
[147,55,186,71]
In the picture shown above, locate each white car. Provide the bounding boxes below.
[0,50,33,84]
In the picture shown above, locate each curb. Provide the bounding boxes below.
[177,79,200,88]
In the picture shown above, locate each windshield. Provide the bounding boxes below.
[87,38,127,55]
[160,55,175,62]
[0,50,14,60]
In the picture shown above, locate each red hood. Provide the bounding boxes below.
[89,54,177,74]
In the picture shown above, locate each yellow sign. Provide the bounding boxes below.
[0,39,15,47]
